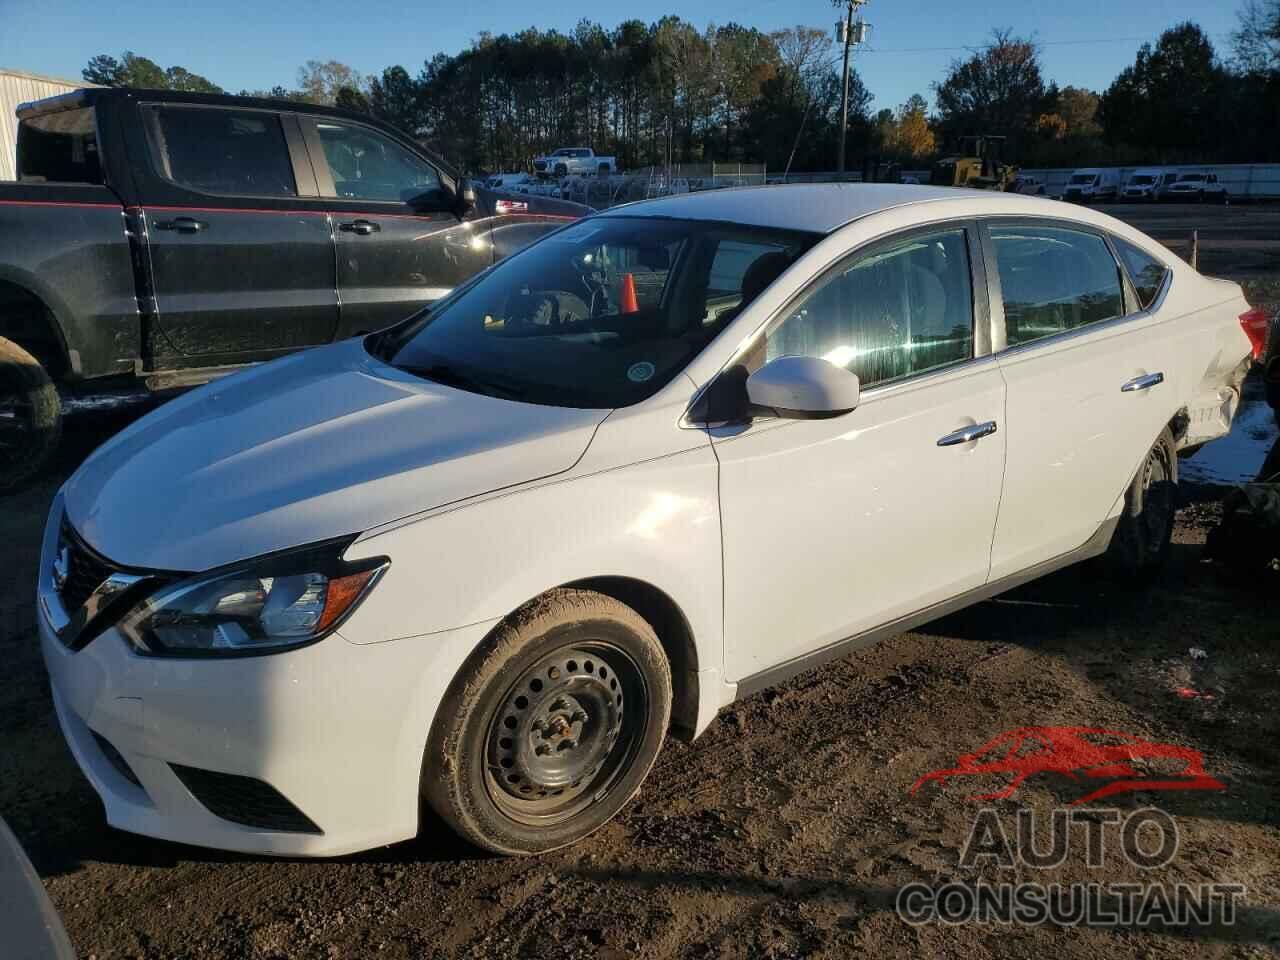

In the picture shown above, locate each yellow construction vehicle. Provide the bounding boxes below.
[929,135,1018,191]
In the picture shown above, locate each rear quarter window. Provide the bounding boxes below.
[1113,238,1169,311]
[17,107,103,184]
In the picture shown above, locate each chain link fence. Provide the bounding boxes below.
[546,162,768,210]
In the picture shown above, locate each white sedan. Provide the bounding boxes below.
[38,185,1260,857]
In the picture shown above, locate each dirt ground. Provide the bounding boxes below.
[1,204,1279,960]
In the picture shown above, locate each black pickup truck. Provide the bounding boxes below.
[0,88,587,490]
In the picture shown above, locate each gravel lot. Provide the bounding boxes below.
[1,203,1278,959]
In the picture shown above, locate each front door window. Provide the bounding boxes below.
[761,228,975,388]
[315,121,441,203]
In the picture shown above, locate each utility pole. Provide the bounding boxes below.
[836,0,870,174]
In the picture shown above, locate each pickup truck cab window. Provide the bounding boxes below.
[989,224,1124,348]
[314,121,441,203]
[762,227,975,389]
[16,107,102,184]
[142,105,297,198]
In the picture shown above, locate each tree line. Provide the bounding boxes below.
[83,3,1280,174]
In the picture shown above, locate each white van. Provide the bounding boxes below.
[1063,168,1121,203]
[1122,168,1176,202]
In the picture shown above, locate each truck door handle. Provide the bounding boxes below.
[937,421,998,447]
[339,219,381,235]
[154,217,208,233]
[1121,372,1164,392]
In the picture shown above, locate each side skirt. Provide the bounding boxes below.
[734,517,1119,700]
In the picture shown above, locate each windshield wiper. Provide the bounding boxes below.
[398,361,527,400]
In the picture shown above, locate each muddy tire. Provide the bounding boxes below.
[1105,427,1177,580]
[0,336,61,494]
[423,588,671,855]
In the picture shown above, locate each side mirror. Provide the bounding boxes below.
[745,355,860,420]
[458,181,477,215]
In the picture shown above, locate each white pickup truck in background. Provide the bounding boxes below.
[532,147,618,179]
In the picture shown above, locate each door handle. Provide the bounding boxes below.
[153,216,208,233]
[1121,372,1164,392]
[338,219,381,235]
[937,420,998,447]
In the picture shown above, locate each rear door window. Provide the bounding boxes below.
[989,224,1124,348]
[143,105,297,198]
[17,107,102,184]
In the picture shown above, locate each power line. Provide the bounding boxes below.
[856,33,1232,55]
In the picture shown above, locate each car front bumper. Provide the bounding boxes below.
[37,494,496,857]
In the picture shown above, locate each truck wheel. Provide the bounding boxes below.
[598,164,610,177]
[554,163,568,178]
[1104,427,1177,581]
[0,336,61,494]
[423,588,672,855]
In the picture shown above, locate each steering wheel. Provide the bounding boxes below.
[505,290,592,332]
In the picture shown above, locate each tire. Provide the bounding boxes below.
[0,336,61,494]
[423,588,672,855]
[1104,427,1177,580]
[554,164,568,178]
[598,164,610,177]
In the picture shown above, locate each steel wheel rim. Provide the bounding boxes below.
[484,640,648,826]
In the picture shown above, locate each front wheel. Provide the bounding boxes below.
[423,589,672,855]
[1104,427,1177,580]
[0,336,61,494]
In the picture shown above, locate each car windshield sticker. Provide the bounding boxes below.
[627,361,656,383]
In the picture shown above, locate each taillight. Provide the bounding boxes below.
[1239,306,1270,360]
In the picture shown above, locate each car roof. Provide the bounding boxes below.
[599,182,1034,235]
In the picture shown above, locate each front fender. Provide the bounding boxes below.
[341,441,720,641]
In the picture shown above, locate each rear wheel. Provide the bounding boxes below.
[423,588,672,855]
[0,336,61,494]
[1105,427,1177,579]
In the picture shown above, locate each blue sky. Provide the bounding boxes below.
[0,0,1241,113]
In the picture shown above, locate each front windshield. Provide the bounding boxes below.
[373,217,818,408]
[1069,174,1097,185]
[1180,174,1205,182]
[1131,175,1155,185]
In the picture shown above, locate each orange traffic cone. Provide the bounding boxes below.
[620,273,639,314]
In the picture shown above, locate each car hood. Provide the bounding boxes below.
[63,340,608,571]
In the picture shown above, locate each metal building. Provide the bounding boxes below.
[0,68,96,180]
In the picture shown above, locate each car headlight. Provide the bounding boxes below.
[118,539,388,657]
